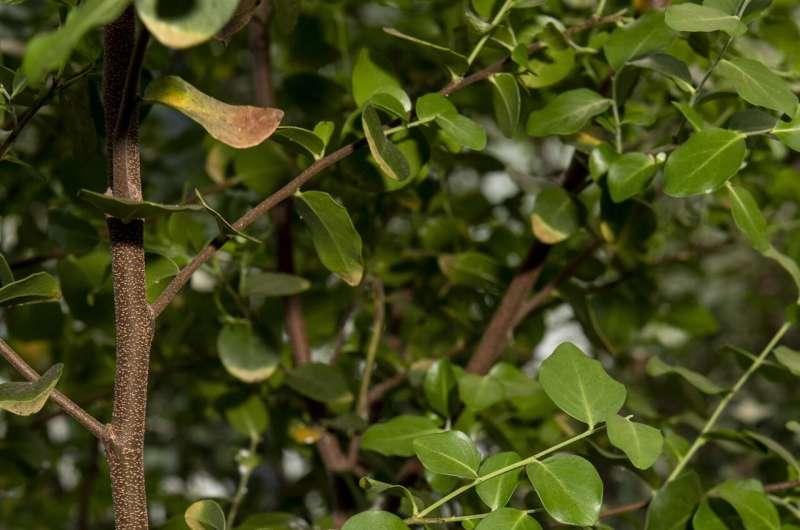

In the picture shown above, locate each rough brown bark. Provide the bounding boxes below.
[104,10,153,530]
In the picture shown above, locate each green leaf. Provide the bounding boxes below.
[773,108,800,151]
[527,89,612,137]
[359,478,420,514]
[274,126,326,160]
[774,346,800,376]
[368,93,408,122]
[665,4,747,36]
[0,364,62,416]
[412,430,481,478]
[717,58,798,116]
[476,452,521,510]
[458,372,505,411]
[438,252,501,290]
[295,191,364,286]
[217,321,279,383]
[145,253,179,303]
[475,508,542,530]
[530,187,580,244]
[362,105,411,181]
[663,128,747,197]
[603,12,676,71]
[285,363,353,410]
[519,48,575,90]
[0,272,61,308]
[361,415,442,457]
[606,415,663,470]
[646,356,727,394]
[763,246,800,303]
[136,0,239,49]
[415,93,457,122]
[184,499,226,530]
[673,102,709,131]
[21,0,129,85]
[589,143,619,181]
[78,189,201,222]
[240,271,311,298]
[526,454,603,526]
[424,359,456,417]
[342,511,410,530]
[194,190,261,243]
[225,395,269,441]
[490,74,518,135]
[0,254,12,287]
[539,342,626,427]
[629,53,694,93]
[607,153,658,203]
[693,501,729,530]
[727,184,770,252]
[143,76,283,149]
[645,472,703,530]
[711,480,780,530]
[352,49,411,112]
[435,112,487,151]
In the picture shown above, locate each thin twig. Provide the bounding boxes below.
[0,339,108,440]
[357,280,385,419]
[150,11,625,318]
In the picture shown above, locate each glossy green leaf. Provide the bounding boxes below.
[359,478,419,514]
[527,89,611,137]
[0,255,12,287]
[663,128,747,197]
[362,105,411,181]
[225,395,269,441]
[530,187,580,244]
[21,0,129,85]
[727,184,769,252]
[589,143,619,180]
[475,508,542,530]
[145,254,179,303]
[415,93,456,122]
[458,372,505,411]
[0,272,60,308]
[539,342,626,427]
[352,49,411,112]
[194,190,261,243]
[361,415,442,457]
[217,321,278,383]
[295,191,364,286]
[717,58,798,116]
[603,12,676,70]
[274,126,326,160]
[413,430,481,478]
[285,363,353,410]
[763,246,800,303]
[607,152,658,203]
[424,359,456,417]
[693,501,729,530]
[773,108,800,151]
[476,452,521,510]
[606,415,663,469]
[665,4,747,36]
[368,93,408,122]
[526,454,603,526]
[435,112,487,151]
[342,511,409,530]
[674,102,709,131]
[519,48,575,90]
[711,480,780,530]
[143,76,283,148]
[645,472,703,530]
[184,499,226,530]
[78,189,201,222]
[646,356,726,394]
[489,73,520,137]
[240,271,311,298]
[136,0,239,49]
[0,364,62,416]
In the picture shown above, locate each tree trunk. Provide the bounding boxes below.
[104,9,153,529]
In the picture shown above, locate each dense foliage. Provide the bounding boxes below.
[1,0,800,529]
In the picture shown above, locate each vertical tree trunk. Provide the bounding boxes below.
[104,9,153,530]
